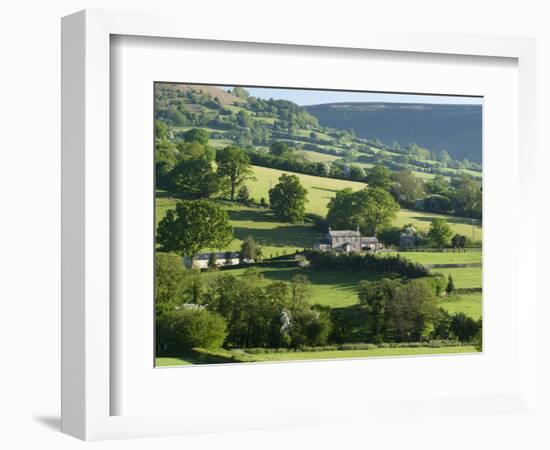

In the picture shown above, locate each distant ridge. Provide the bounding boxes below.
[305,102,482,163]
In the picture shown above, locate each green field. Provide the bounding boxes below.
[439,293,482,320]
[222,265,386,307]
[432,267,482,289]
[298,149,340,163]
[156,356,196,366]
[247,165,367,216]
[386,251,482,265]
[157,166,482,242]
[248,166,482,240]
[156,346,477,366]
[393,208,482,239]
[222,264,481,314]
[392,252,482,318]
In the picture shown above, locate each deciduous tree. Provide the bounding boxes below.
[157,200,233,261]
[240,236,261,261]
[170,156,220,198]
[216,146,254,201]
[427,218,453,248]
[366,164,392,191]
[269,174,308,223]
[326,187,399,235]
[183,128,209,145]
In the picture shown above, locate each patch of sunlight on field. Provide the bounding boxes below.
[387,251,482,265]
[433,267,482,289]
[394,209,482,240]
[439,293,482,320]
[248,165,367,216]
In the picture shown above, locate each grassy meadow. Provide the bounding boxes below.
[248,165,367,216]
[213,265,385,308]
[385,251,482,265]
[156,164,483,252]
[156,345,477,366]
[439,293,482,320]
[431,267,482,289]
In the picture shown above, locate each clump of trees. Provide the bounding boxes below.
[157,305,227,352]
[304,250,431,278]
[216,146,255,201]
[330,278,482,344]
[269,174,308,223]
[427,218,454,248]
[156,200,233,260]
[326,187,399,235]
[155,261,332,352]
[240,236,262,261]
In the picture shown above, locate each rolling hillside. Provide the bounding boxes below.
[305,102,482,163]
[154,83,245,105]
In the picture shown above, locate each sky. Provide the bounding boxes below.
[223,86,483,106]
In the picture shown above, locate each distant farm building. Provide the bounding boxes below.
[183,252,240,270]
[313,227,383,253]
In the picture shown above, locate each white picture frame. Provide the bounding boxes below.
[61,9,538,441]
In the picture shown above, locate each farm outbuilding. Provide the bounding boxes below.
[313,227,383,253]
[183,252,240,270]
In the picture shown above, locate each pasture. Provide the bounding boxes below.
[156,166,483,244]
[439,293,482,320]
[298,149,340,163]
[432,267,482,289]
[247,165,483,240]
[155,345,478,366]
[386,251,482,265]
[221,265,385,308]
[247,165,367,216]
[393,208,482,239]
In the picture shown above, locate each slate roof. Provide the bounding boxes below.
[328,229,361,237]
[192,252,240,261]
[362,237,379,243]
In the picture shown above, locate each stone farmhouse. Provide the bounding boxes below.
[183,252,240,270]
[313,227,383,253]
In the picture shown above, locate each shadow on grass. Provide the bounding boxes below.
[233,225,319,249]
[226,207,322,249]
[310,185,340,193]
[409,215,481,227]
[227,208,277,223]
[253,267,386,293]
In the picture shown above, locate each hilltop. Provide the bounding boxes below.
[154,83,245,106]
[305,102,482,163]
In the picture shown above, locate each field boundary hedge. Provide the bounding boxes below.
[427,263,482,268]
[240,340,470,354]
[303,250,431,278]
[396,247,482,253]
[454,287,483,294]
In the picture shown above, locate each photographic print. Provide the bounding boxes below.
[154,83,482,366]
